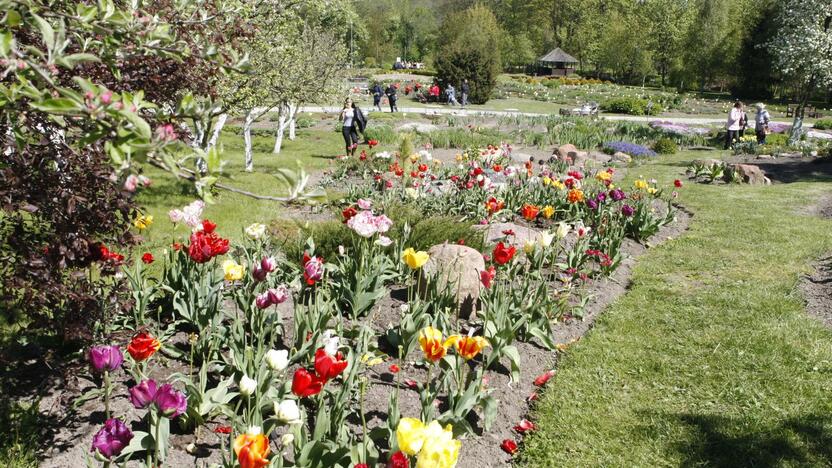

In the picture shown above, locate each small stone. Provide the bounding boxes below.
[611,152,632,164]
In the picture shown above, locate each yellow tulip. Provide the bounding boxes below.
[402,247,430,270]
[634,179,648,190]
[134,214,154,230]
[418,326,453,362]
[647,187,658,195]
[596,171,612,182]
[542,205,555,219]
[542,176,552,186]
[523,240,536,255]
[222,259,245,281]
[445,334,490,360]
[416,421,461,468]
[396,418,426,456]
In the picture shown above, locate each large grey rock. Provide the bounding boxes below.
[397,122,438,134]
[554,144,579,160]
[588,151,612,164]
[729,164,771,185]
[611,152,632,164]
[478,222,541,249]
[419,243,486,318]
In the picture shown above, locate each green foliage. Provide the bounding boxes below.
[407,217,484,252]
[813,119,832,130]
[362,123,398,145]
[602,97,663,116]
[434,5,502,104]
[653,137,679,155]
[399,132,416,158]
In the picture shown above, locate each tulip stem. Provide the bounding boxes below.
[154,411,162,466]
[103,370,111,420]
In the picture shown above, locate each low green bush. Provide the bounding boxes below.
[813,118,832,130]
[362,123,397,145]
[653,137,678,154]
[601,97,663,116]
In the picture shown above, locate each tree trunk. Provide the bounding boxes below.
[244,110,256,172]
[790,84,811,144]
[273,105,290,154]
[208,114,227,150]
[288,103,299,141]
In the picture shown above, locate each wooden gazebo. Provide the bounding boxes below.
[536,48,578,76]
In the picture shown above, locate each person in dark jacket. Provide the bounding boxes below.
[461,79,470,108]
[371,82,383,112]
[339,97,366,156]
[385,84,398,112]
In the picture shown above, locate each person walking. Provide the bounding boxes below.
[385,84,398,112]
[725,101,743,149]
[754,103,771,144]
[371,82,383,112]
[446,83,458,106]
[339,97,366,156]
[461,79,470,108]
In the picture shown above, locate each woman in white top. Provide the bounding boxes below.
[725,101,743,149]
[339,97,366,156]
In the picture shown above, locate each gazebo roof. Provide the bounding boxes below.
[538,47,578,64]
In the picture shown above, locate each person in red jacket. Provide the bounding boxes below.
[429,83,440,103]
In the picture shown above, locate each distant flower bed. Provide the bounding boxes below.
[603,141,657,157]
[768,122,790,134]
[649,120,711,136]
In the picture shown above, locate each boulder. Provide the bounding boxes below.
[756,154,773,160]
[511,152,534,164]
[554,144,579,160]
[477,222,541,249]
[588,151,612,164]
[611,152,632,164]
[729,164,771,185]
[572,151,589,167]
[419,243,486,318]
[397,122,438,134]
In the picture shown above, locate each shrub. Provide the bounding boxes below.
[653,137,678,154]
[434,5,502,104]
[362,123,397,145]
[813,119,832,130]
[602,97,663,116]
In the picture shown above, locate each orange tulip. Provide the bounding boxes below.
[521,204,540,221]
[233,432,270,468]
[567,189,585,204]
[418,327,453,363]
[446,334,490,360]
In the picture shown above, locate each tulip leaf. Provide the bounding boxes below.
[72,387,104,409]
[116,431,152,458]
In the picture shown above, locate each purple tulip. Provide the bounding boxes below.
[129,379,158,409]
[154,383,187,418]
[586,199,598,210]
[621,204,634,217]
[596,192,607,203]
[255,291,271,309]
[609,188,627,202]
[89,345,124,373]
[91,418,133,459]
[267,286,289,305]
[252,265,267,282]
[261,256,277,273]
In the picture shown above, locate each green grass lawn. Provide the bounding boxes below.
[520,152,832,466]
[135,127,343,255]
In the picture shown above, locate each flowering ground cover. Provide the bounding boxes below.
[520,151,832,466]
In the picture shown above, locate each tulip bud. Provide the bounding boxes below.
[281,433,295,446]
[239,374,257,397]
[261,256,277,273]
[89,345,124,373]
[129,379,158,409]
[153,384,187,418]
[523,240,536,255]
[252,266,267,282]
[255,292,271,309]
[274,399,302,424]
[265,349,289,371]
[267,286,289,305]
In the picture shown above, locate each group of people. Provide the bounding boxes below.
[726,101,771,148]
[424,80,470,107]
[370,82,400,113]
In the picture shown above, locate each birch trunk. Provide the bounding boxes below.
[272,105,291,154]
[244,110,256,172]
[288,103,298,141]
[208,113,228,150]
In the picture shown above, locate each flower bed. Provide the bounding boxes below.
[60,146,684,468]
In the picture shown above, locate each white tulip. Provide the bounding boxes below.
[265,349,289,371]
[239,374,257,397]
[322,330,339,356]
[245,223,267,239]
[537,231,555,248]
[556,222,571,239]
[281,433,295,446]
[275,399,302,425]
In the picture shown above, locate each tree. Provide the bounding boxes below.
[434,5,502,104]
[769,0,832,140]
[0,0,244,341]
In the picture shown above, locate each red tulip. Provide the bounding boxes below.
[389,364,400,373]
[387,451,410,468]
[533,370,556,387]
[674,179,683,188]
[292,368,324,398]
[513,419,536,433]
[500,439,518,455]
[520,204,540,221]
[342,206,358,223]
[214,425,232,434]
[127,332,161,362]
[492,242,516,265]
[314,349,348,382]
[141,253,154,264]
